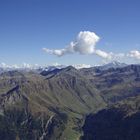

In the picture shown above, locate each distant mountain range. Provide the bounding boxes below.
[0,63,140,140]
[0,61,128,73]
[99,61,127,70]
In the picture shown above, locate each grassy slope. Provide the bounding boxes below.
[0,68,106,140]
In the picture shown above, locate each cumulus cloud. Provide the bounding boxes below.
[73,31,100,54]
[43,31,100,56]
[43,31,140,62]
[127,50,140,59]
[43,31,125,61]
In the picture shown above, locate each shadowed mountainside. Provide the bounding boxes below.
[81,95,140,140]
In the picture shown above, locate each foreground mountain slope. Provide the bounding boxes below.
[82,95,140,140]
[0,67,106,140]
[41,66,105,113]
[0,64,140,140]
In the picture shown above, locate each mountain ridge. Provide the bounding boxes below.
[0,64,140,139]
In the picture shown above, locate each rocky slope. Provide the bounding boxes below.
[0,66,105,140]
[0,64,140,140]
[81,64,140,103]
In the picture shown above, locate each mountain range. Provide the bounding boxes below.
[0,61,127,72]
[0,62,140,140]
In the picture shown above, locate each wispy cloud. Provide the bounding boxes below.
[94,50,113,59]
[127,50,140,59]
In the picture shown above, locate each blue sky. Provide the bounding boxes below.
[0,0,140,66]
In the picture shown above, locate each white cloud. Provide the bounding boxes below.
[42,31,124,61]
[95,49,113,59]
[127,50,140,59]
[0,63,39,69]
[73,31,100,54]
[43,31,100,56]
[22,63,32,68]
[42,48,68,56]
[43,30,140,63]
[0,62,93,70]
[0,62,8,68]
[12,64,20,69]
[72,64,91,69]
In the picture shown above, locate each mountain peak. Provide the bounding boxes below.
[63,65,76,71]
[100,61,127,70]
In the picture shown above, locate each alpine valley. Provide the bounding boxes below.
[0,62,140,140]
